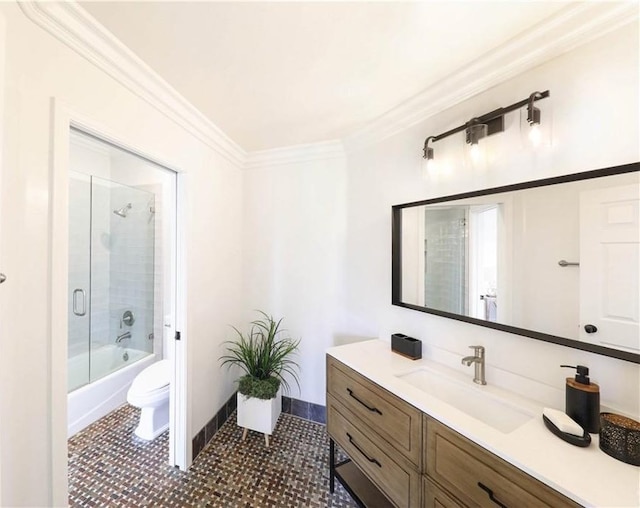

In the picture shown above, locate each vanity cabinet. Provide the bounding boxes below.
[327,355,582,508]
[425,416,581,508]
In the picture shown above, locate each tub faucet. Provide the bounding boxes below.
[116,331,132,343]
[461,345,486,385]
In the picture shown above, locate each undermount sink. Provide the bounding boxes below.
[397,367,535,433]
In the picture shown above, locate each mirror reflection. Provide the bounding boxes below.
[393,166,639,361]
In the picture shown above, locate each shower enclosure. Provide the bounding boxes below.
[68,171,156,393]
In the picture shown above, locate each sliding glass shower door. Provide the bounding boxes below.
[68,171,156,392]
[68,172,92,392]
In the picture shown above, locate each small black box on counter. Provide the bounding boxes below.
[391,333,422,360]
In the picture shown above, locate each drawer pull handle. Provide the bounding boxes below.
[478,482,508,508]
[347,388,382,415]
[347,432,381,468]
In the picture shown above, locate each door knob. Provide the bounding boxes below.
[584,324,598,334]
[0,273,6,284]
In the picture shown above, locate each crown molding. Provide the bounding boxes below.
[18,1,639,166]
[19,1,247,167]
[244,140,345,170]
[343,1,640,153]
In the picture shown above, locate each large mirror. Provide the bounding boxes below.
[392,163,640,363]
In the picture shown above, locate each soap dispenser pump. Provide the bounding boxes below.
[561,365,600,433]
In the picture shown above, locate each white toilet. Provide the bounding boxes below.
[127,359,171,440]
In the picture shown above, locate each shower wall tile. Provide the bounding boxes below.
[109,185,156,355]
[90,182,112,349]
[139,183,164,360]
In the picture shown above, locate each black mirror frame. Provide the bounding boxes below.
[392,161,640,364]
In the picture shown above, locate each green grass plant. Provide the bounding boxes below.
[221,311,300,400]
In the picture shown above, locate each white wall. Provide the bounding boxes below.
[243,156,348,405]
[244,22,640,416]
[0,3,243,506]
[344,22,640,415]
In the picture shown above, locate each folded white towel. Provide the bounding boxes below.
[543,407,584,436]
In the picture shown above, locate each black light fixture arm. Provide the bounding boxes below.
[423,136,436,160]
[422,90,550,158]
[527,91,544,125]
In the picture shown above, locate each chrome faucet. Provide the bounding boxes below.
[116,330,132,343]
[461,345,486,385]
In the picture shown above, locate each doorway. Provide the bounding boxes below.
[66,127,181,454]
[423,206,469,315]
[469,205,499,321]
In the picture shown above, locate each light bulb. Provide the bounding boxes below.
[470,143,481,162]
[421,157,438,178]
[529,124,541,146]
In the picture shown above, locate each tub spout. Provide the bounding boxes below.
[116,331,132,343]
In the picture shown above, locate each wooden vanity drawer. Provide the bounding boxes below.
[328,394,421,508]
[425,417,581,508]
[423,477,462,508]
[327,355,422,468]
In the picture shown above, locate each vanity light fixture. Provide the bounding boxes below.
[423,136,435,161]
[421,90,550,163]
[422,136,436,174]
[465,119,487,147]
[465,119,488,162]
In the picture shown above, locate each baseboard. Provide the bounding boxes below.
[281,396,326,425]
[192,393,326,461]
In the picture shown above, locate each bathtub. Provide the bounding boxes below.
[67,345,156,437]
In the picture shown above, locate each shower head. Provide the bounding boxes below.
[113,203,132,218]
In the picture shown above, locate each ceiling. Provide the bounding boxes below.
[80,1,574,152]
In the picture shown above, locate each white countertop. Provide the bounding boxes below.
[327,339,640,508]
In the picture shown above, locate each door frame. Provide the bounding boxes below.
[50,98,189,505]
[0,10,6,505]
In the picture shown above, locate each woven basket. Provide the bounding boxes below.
[599,413,640,466]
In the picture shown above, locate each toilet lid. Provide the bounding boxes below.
[131,359,170,394]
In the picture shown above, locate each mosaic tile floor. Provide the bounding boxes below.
[68,404,358,507]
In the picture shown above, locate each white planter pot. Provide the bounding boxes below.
[237,388,282,436]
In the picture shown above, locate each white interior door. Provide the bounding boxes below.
[579,184,640,352]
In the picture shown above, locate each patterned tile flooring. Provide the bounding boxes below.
[68,404,358,507]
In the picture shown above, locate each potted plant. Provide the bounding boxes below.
[220,311,300,446]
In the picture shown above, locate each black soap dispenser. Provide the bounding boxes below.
[561,365,600,433]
